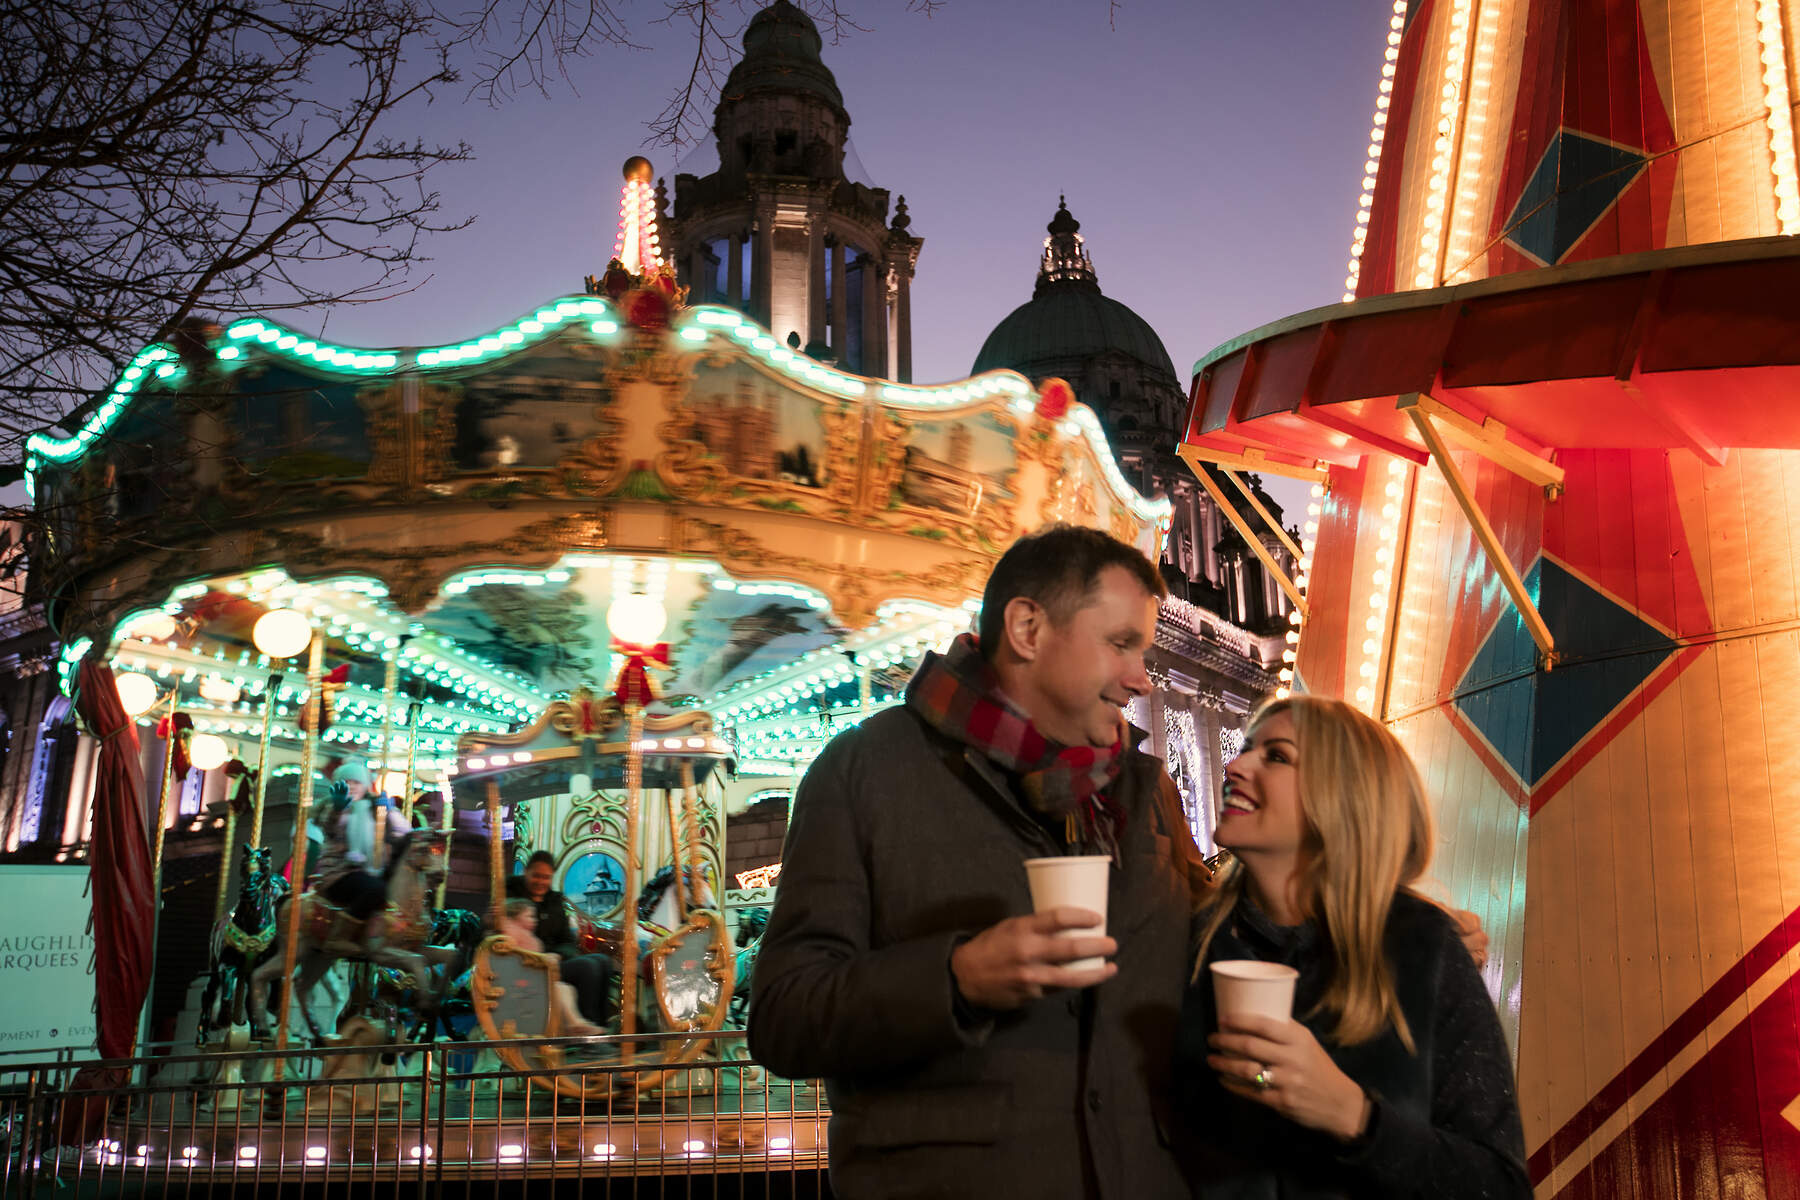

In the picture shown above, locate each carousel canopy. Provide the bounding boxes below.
[28,289,1170,784]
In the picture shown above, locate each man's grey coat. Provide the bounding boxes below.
[749,706,1209,1199]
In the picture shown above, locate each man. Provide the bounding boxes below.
[505,850,617,1026]
[749,525,1208,1199]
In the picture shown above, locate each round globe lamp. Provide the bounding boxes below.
[188,733,231,772]
[115,672,160,717]
[252,609,313,659]
[606,594,667,645]
[379,770,409,799]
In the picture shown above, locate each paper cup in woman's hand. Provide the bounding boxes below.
[1209,960,1298,1024]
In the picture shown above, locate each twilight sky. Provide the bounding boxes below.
[286,0,1391,513]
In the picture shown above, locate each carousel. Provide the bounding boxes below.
[18,161,1170,1180]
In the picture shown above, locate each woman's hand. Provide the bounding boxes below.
[1206,1013,1372,1143]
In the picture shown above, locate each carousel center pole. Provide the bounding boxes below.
[272,632,325,1085]
[620,704,645,1067]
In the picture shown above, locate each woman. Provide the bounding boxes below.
[1174,696,1529,1199]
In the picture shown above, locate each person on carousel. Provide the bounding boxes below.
[496,898,607,1037]
[504,850,618,1028]
[309,761,412,956]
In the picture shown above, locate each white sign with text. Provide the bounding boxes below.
[0,865,97,1058]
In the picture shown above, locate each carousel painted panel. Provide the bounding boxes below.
[441,337,617,483]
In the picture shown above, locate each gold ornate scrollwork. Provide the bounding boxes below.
[244,511,609,614]
[678,517,990,629]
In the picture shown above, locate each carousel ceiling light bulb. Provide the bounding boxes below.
[188,733,230,771]
[253,609,313,659]
[116,672,160,716]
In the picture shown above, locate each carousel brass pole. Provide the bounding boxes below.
[400,699,421,824]
[485,779,504,925]
[213,672,282,929]
[211,801,237,930]
[678,760,703,910]
[272,632,325,1084]
[620,705,645,1066]
[141,689,183,1068]
[366,650,403,874]
[150,691,182,889]
[435,779,454,910]
[663,785,685,917]
[248,672,283,849]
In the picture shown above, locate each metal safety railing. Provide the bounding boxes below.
[0,1030,830,1196]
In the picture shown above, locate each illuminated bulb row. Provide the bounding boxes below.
[1354,459,1409,711]
[1757,0,1800,232]
[1344,1,1409,301]
[1276,481,1326,700]
[613,177,664,274]
[1444,0,1501,281]
[1414,0,1474,290]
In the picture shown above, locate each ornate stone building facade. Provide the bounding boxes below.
[975,199,1300,637]
[667,0,922,380]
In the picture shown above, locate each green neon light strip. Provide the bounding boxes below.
[415,296,620,366]
[24,295,1170,526]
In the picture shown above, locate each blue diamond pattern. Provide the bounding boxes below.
[1503,130,1647,265]
[1456,558,1677,787]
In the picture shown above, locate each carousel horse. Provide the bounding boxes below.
[634,865,716,941]
[365,906,487,1042]
[247,828,458,1043]
[197,845,288,1041]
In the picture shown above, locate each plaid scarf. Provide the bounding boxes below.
[905,633,1126,862]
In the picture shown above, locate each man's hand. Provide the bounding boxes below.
[1448,907,1489,970]
[950,907,1116,1010]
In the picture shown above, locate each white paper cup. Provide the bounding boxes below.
[1023,855,1111,972]
[1209,960,1299,1024]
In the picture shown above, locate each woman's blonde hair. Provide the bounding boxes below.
[1195,694,1434,1051]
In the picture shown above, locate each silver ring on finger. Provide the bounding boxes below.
[1252,1065,1273,1091]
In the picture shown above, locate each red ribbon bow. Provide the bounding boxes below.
[610,639,671,709]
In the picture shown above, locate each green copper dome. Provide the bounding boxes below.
[721,1,846,115]
[973,290,1179,383]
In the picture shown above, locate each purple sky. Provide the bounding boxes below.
[288,1,1388,516]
